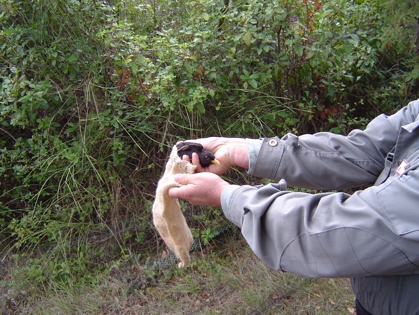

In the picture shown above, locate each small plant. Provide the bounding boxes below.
[201,228,219,246]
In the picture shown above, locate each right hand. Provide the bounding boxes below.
[168,172,230,207]
[182,137,249,174]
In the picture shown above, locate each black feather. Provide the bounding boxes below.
[176,141,220,167]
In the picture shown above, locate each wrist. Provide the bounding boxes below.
[215,181,231,207]
[245,138,263,174]
[228,138,249,170]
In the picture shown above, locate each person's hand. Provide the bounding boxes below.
[168,173,230,207]
[181,137,249,174]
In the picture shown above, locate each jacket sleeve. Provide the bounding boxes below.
[251,111,403,190]
[223,174,419,278]
[221,100,419,278]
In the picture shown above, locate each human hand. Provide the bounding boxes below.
[168,173,230,207]
[181,137,249,174]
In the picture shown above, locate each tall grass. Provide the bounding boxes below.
[1,236,355,314]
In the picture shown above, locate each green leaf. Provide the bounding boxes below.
[104,36,112,46]
[136,55,146,64]
[66,53,78,62]
[243,33,252,46]
[295,44,303,57]
[130,62,138,75]
[248,79,258,89]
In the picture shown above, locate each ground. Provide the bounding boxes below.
[0,234,355,314]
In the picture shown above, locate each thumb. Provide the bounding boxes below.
[168,174,192,199]
[173,173,189,185]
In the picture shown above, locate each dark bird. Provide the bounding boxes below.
[176,141,220,167]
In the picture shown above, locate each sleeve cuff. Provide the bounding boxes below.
[221,184,242,227]
[246,138,263,174]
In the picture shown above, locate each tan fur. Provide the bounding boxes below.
[152,145,196,268]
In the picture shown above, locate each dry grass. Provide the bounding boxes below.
[1,234,355,315]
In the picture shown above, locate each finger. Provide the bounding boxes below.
[191,152,199,165]
[168,186,181,199]
[181,154,190,162]
[199,137,219,151]
[190,152,205,172]
[173,173,189,185]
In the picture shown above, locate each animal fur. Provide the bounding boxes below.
[152,144,196,268]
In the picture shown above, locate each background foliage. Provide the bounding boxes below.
[0,0,418,290]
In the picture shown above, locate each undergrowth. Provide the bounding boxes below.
[1,233,355,315]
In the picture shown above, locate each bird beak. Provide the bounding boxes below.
[211,159,221,165]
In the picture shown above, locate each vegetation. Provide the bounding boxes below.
[0,0,418,313]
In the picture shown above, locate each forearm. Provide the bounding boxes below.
[221,100,419,278]
[247,115,400,190]
[221,175,419,278]
[247,100,419,190]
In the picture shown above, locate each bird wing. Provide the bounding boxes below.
[176,141,204,152]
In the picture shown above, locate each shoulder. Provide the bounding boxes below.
[386,99,419,129]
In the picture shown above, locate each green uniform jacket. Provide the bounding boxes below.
[221,100,419,314]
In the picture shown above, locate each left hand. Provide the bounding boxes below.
[181,137,249,174]
[168,172,230,207]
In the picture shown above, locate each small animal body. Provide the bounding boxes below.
[176,141,220,167]
[152,145,196,267]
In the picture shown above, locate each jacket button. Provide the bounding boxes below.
[268,139,278,147]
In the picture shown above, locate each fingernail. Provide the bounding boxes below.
[174,174,181,182]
